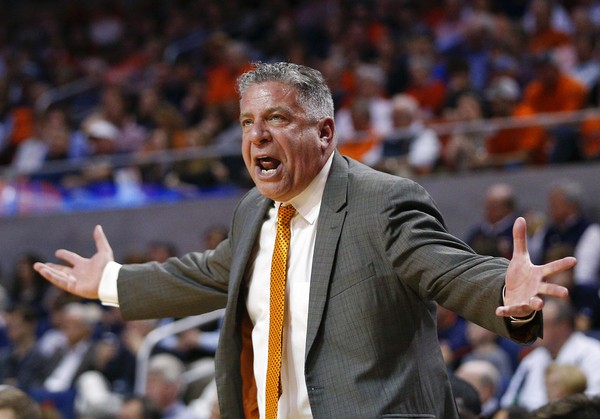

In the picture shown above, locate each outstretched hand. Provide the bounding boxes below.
[33,225,114,300]
[496,217,576,318]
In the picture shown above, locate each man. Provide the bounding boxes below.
[530,179,600,328]
[34,62,575,418]
[518,51,587,164]
[42,302,103,392]
[117,395,162,419]
[0,385,42,419]
[466,183,519,260]
[145,353,197,419]
[455,359,502,418]
[500,297,600,411]
[0,303,48,390]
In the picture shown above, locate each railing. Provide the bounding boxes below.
[134,308,225,395]
[4,107,600,180]
[1,107,599,217]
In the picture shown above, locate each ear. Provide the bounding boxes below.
[318,117,336,150]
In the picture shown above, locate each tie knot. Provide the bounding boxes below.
[277,204,296,226]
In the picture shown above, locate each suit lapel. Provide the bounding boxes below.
[305,153,348,358]
[228,193,272,311]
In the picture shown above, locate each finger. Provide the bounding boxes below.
[538,282,569,299]
[94,225,113,256]
[55,249,85,267]
[541,256,577,277]
[511,217,528,257]
[496,303,537,317]
[33,262,77,291]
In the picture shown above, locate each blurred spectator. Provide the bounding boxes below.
[529,179,600,329]
[74,368,123,418]
[524,0,573,55]
[0,303,47,390]
[375,93,441,177]
[580,79,600,161]
[482,76,548,168]
[568,32,600,91]
[528,393,600,419]
[136,98,189,184]
[442,91,487,171]
[117,394,162,419]
[443,11,496,91]
[200,225,228,252]
[86,318,160,398]
[491,406,528,419]
[404,54,447,119]
[41,302,103,393]
[432,0,471,55]
[188,378,220,419]
[10,108,73,179]
[61,118,122,190]
[145,353,197,419]
[465,183,518,259]
[461,321,513,395]
[455,359,502,419]
[336,97,383,165]
[519,51,587,164]
[450,373,483,419]
[335,63,393,145]
[544,362,588,403]
[203,36,253,108]
[6,253,53,325]
[81,85,146,154]
[500,298,600,411]
[542,244,598,332]
[437,304,469,371]
[0,384,42,419]
[442,58,482,116]
[146,240,179,264]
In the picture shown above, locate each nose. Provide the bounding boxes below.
[246,120,272,145]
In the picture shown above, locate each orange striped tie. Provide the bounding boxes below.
[265,204,296,419]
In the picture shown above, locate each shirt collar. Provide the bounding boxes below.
[277,152,334,225]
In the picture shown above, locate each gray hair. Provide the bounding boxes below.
[236,61,334,122]
[550,179,585,210]
[148,353,186,384]
[63,302,102,328]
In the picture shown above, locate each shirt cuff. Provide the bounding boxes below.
[98,261,122,307]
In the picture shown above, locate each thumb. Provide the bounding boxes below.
[94,225,113,257]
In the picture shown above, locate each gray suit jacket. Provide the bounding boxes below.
[118,153,540,418]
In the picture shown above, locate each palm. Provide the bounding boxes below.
[34,225,113,300]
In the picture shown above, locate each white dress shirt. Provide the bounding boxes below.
[99,153,334,418]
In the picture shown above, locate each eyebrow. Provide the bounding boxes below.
[240,105,292,119]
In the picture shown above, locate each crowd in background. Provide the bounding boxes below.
[2,0,600,215]
[1,0,600,418]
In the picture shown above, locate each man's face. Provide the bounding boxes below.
[240,81,334,202]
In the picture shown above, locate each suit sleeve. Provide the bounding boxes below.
[382,178,541,344]
[117,238,232,320]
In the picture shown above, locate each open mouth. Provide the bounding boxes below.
[257,157,281,174]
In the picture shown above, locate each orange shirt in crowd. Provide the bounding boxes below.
[405,80,447,117]
[580,116,600,159]
[486,104,549,165]
[521,73,587,114]
[528,29,572,54]
[205,62,254,106]
[337,128,382,163]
